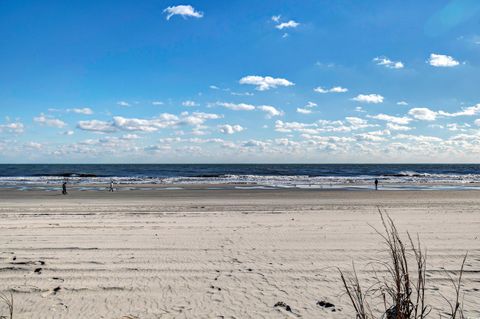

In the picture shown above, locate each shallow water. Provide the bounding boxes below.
[1,164,480,190]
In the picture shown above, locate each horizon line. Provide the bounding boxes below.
[1,163,480,165]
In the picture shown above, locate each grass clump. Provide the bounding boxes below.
[340,210,467,319]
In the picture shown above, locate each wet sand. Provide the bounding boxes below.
[0,188,479,318]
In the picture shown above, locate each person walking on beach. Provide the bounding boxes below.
[374,178,379,191]
[109,179,114,192]
[62,181,68,195]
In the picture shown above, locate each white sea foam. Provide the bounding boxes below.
[1,172,480,189]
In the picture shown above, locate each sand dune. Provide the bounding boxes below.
[0,188,478,318]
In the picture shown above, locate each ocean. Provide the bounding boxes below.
[1,164,480,190]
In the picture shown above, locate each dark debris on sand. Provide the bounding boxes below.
[317,300,337,312]
[274,301,292,312]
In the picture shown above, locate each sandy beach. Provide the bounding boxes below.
[4,0,480,317]
[0,188,479,318]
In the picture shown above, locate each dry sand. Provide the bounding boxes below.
[0,188,479,318]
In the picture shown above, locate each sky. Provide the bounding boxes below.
[1,0,480,163]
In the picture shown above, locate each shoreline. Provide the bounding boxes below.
[1,186,480,204]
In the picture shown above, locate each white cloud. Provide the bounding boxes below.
[77,112,222,134]
[77,120,116,133]
[446,123,470,132]
[301,134,355,144]
[158,137,228,145]
[387,123,412,131]
[122,134,140,140]
[297,108,312,114]
[275,20,299,30]
[218,124,244,134]
[395,104,480,123]
[275,120,317,133]
[295,103,316,115]
[475,119,480,126]
[355,131,388,142]
[330,87,349,93]
[34,114,67,128]
[113,116,165,132]
[180,112,222,126]
[369,113,411,125]
[352,94,384,104]
[163,5,203,20]
[191,128,208,136]
[67,107,93,115]
[428,53,460,67]
[397,101,409,106]
[62,130,74,136]
[117,101,130,107]
[314,86,348,93]
[239,75,294,91]
[345,117,367,127]
[394,134,442,143]
[275,118,373,134]
[209,85,219,90]
[292,103,317,115]
[152,101,164,106]
[313,87,327,93]
[271,15,281,22]
[182,100,198,107]
[438,104,480,117]
[258,105,284,118]
[373,56,404,69]
[408,107,438,121]
[275,138,300,147]
[216,102,255,111]
[0,121,24,134]
[242,140,269,148]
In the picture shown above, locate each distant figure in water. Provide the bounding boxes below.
[62,182,68,195]
[374,178,379,191]
[109,179,114,192]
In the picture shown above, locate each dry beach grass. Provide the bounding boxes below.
[340,211,468,319]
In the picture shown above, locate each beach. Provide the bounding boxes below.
[0,187,479,318]
[4,0,480,317]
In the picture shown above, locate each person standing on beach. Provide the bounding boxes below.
[109,179,114,192]
[62,181,68,195]
[374,178,379,190]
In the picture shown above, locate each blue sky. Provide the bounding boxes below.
[1,0,480,163]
